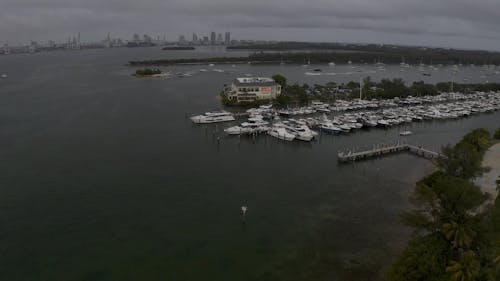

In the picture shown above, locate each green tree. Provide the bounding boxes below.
[401,172,489,244]
[461,129,491,155]
[443,219,476,249]
[494,128,500,140]
[387,233,450,281]
[378,78,408,98]
[436,142,486,179]
[272,74,287,90]
[410,81,438,96]
[446,251,480,281]
[286,84,308,104]
[274,94,290,107]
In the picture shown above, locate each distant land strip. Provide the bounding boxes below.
[129,51,500,66]
[129,42,500,66]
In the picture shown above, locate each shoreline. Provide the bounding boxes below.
[475,142,500,198]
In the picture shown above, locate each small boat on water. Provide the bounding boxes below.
[400,130,413,136]
[190,111,235,124]
[1,74,7,78]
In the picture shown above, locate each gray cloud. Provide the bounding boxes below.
[1,0,500,50]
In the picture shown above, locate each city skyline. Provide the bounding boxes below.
[1,0,500,51]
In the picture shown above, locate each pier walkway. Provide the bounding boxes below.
[338,143,441,163]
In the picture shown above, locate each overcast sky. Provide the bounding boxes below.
[1,0,500,50]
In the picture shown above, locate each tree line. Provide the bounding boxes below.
[387,128,500,281]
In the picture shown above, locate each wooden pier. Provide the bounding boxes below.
[338,143,441,163]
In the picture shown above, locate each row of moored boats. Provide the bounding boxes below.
[190,91,500,142]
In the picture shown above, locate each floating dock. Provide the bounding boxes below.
[338,143,441,163]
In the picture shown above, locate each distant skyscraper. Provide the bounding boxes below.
[192,33,198,43]
[217,33,223,44]
[225,32,231,45]
[210,32,216,45]
[3,42,10,55]
[179,35,186,44]
[133,34,141,43]
[203,36,209,45]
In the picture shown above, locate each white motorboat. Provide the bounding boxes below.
[400,130,413,136]
[362,119,378,127]
[320,122,342,134]
[285,125,316,141]
[377,120,390,127]
[338,124,351,133]
[268,127,295,141]
[190,111,235,124]
[224,126,253,135]
[241,116,269,128]
[1,74,7,78]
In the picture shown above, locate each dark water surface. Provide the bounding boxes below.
[0,47,499,281]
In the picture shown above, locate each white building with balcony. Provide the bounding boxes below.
[227,77,282,103]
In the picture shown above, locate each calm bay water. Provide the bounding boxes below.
[0,47,499,281]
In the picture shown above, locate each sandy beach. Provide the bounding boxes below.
[476,142,500,198]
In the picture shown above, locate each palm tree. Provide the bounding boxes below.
[446,251,480,281]
[442,220,476,249]
[495,254,500,276]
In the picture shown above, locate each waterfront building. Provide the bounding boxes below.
[210,32,216,45]
[225,32,231,45]
[217,33,223,44]
[192,33,198,43]
[226,77,282,102]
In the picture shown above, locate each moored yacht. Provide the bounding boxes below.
[268,127,295,141]
[224,126,253,135]
[190,111,235,124]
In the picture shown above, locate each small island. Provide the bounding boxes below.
[162,46,195,51]
[133,68,165,77]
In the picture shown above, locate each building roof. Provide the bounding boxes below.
[233,77,277,87]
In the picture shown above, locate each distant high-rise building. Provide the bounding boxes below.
[104,33,112,48]
[192,33,198,43]
[3,42,10,55]
[143,34,152,44]
[210,32,216,45]
[225,32,231,45]
[203,36,209,45]
[217,33,223,44]
[28,41,38,53]
[179,35,186,44]
[133,34,141,43]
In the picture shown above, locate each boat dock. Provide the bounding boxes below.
[338,142,441,163]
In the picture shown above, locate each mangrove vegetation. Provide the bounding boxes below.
[387,128,500,281]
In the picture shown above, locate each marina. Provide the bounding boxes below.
[190,91,500,144]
